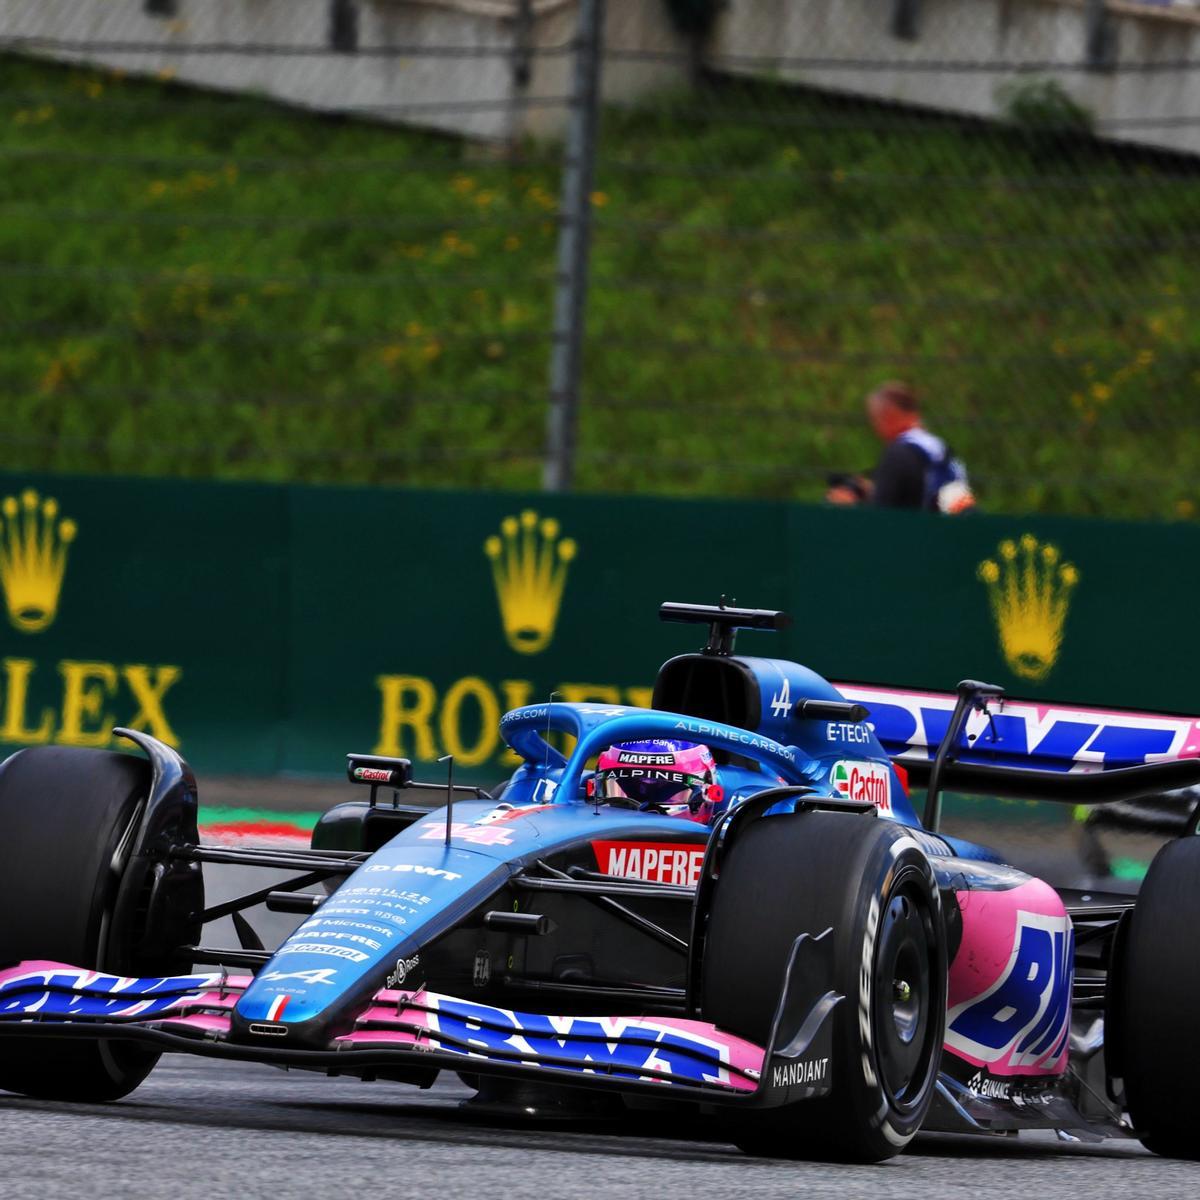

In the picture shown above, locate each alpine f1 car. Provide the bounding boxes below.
[2,601,1199,1162]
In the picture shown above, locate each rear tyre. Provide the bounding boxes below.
[702,811,946,1163]
[1113,835,1200,1159]
[0,746,161,1101]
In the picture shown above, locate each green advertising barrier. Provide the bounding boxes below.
[0,471,1194,782]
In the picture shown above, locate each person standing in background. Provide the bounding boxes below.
[825,382,975,513]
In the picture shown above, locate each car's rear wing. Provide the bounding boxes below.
[834,680,1200,820]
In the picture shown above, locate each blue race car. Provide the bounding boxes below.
[1,601,1198,1162]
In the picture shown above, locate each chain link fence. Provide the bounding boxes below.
[2,0,1200,518]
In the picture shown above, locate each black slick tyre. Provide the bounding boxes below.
[1113,835,1200,1159]
[702,810,946,1163]
[0,746,161,1101]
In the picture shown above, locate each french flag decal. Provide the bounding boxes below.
[266,995,290,1022]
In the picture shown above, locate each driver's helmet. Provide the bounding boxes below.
[592,739,723,824]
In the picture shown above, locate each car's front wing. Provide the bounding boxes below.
[0,949,839,1109]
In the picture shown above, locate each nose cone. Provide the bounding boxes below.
[232,838,503,1044]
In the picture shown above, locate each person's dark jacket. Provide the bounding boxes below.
[871,439,928,508]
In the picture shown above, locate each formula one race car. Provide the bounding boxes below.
[2,601,1199,1162]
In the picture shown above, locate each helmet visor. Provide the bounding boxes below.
[597,767,704,810]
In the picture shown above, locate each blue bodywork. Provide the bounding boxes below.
[233,635,1191,1043]
[234,683,917,1035]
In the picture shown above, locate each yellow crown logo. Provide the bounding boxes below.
[484,510,576,655]
[0,488,77,634]
[977,534,1079,683]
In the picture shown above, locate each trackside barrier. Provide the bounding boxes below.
[0,471,1194,782]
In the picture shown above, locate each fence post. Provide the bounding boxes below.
[890,0,921,42]
[508,0,536,146]
[329,0,360,53]
[513,0,535,88]
[543,0,605,493]
[1084,0,1115,71]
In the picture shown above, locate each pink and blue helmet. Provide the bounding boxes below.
[592,739,723,824]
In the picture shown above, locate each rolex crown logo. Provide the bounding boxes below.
[977,534,1078,683]
[484,509,576,655]
[0,488,77,634]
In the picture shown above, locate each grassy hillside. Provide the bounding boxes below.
[2,55,1198,518]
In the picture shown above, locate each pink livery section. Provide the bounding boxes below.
[338,990,764,1091]
[944,879,1073,1077]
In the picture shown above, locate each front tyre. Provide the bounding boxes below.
[0,746,162,1101]
[702,811,946,1162]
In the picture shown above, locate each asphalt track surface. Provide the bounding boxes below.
[4,866,1200,1198]
[2,1059,1197,1200]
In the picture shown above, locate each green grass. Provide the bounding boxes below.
[3,56,1199,519]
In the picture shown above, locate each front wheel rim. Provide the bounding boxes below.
[871,878,941,1111]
